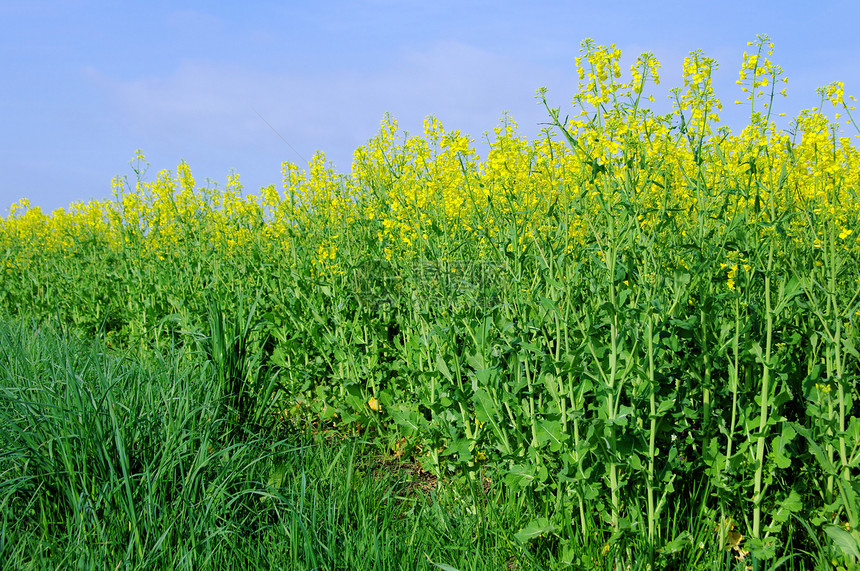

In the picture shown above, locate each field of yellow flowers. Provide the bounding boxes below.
[2,36,859,567]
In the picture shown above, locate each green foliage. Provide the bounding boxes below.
[2,37,860,568]
[0,317,556,570]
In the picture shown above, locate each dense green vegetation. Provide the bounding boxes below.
[2,37,859,569]
[0,317,563,570]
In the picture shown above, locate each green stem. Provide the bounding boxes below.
[752,241,774,540]
[725,296,741,470]
[646,316,657,545]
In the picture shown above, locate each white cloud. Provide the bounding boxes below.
[87,40,577,171]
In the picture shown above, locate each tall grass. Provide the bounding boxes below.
[0,316,568,570]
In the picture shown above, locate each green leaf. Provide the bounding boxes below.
[505,463,538,489]
[424,555,461,571]
[266,462,288,490]
[774,276,802,314]
[781,488,802,513]
[535,419,569,452]
[746,536,778,560]
[541,372,561,401]
[768,489,802,528]
[660,531,692,554]
[653,397,675,418]
[790,423,838,476]
[538,296,561,319]
[824,524,860,560]
[842,336,860,360]
[772,424,797,470]
[839,480,859,524]
[749,341,764,364]
[473,388,499,424]
[514,517,556,543]
[773,389,792,409]
[443,438,472,463]
[388,405,425,436]
[436,354,453,382]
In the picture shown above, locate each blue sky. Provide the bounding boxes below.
[2,0,858,214]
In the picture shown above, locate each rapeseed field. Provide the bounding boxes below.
[2,36,858,569]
